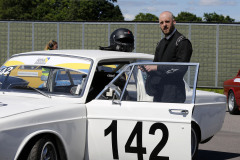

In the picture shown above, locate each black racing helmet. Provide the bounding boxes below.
[99,28,134,52]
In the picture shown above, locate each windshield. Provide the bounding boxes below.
[0,65,88,96]
[0,55,92,97]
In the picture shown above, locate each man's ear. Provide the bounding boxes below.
[173,19,176,25]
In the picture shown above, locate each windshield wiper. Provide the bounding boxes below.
[7,83,51,98]
[28,86,51,98]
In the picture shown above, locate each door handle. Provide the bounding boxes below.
[169,109,189,115]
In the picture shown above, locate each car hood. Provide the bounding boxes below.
[0,93,56,118]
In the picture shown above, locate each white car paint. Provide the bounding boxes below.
[193,90,226,141]
[0,93,87,160]
[0,50,226,160]
[87,100,193,159]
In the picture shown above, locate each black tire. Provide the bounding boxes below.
[191,127,199,160]
[228,90,240,115]
[27,136,58,160]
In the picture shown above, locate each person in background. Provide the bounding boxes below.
[44,40,58,50]
[42,40,58,85]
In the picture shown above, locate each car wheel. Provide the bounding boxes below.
[27,136,58,160]
[228,91,240,115]
[191,127,199,160]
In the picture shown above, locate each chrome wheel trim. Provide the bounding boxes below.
[228,92,235,112]
[41,141,57,160]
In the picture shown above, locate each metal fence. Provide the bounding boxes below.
[1,21,240,88]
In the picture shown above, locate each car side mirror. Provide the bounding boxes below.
[112,91,121,105]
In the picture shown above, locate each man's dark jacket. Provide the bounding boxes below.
[148,30,192,103]
[154,30,192,62]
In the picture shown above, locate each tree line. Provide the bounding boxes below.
[0,0,235,23]
[0,0,123,21]
[135,12,235,23]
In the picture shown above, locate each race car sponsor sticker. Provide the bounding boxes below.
[34,57,51,65]
[234,78,240,82]
[17,71,39,77]
[0,66,14,75]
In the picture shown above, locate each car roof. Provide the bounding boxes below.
[13,50,154,61]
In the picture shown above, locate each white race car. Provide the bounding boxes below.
[0,50,226,160]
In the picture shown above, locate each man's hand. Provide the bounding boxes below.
[144,65,157,72]
[138,65,157,72]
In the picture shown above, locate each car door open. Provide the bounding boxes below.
[86,62,199,160]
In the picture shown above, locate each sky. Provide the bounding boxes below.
[116,0,240,22]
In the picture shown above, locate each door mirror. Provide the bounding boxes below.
[112,92,121,105]
[109,84,122,105]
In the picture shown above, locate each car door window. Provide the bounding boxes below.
[97,65,132,101]
[86,62,130,102]
[98,63,197,104]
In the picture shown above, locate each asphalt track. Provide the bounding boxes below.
[198,111,240,160]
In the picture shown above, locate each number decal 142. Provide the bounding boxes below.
[104,120,169,160]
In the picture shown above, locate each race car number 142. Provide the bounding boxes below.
[104,120,169,160]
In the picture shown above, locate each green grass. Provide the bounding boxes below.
[197,88,224,94]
